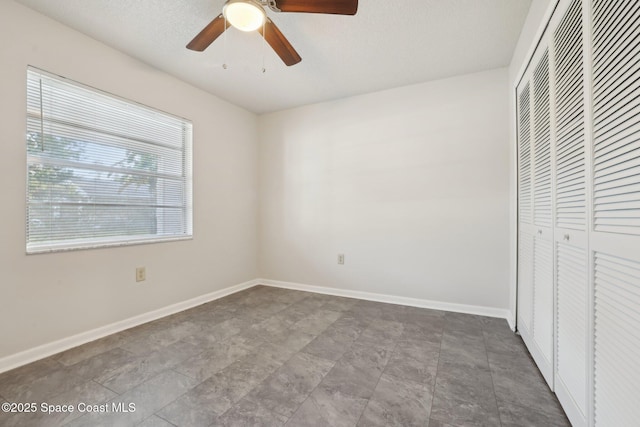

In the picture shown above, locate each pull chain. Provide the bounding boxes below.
[261,20,266,73]
[223,15,228,69]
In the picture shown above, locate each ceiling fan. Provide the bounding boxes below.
[186,0,359,66]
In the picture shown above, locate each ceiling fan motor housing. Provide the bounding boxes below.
[266,0,281,13]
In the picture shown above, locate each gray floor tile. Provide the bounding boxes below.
[487,347,540,374]
[316,340,392,407]
[3,365,86,402]
[95,340,202,394]
[384,339,440,385]
[428,418,460,427]
[280,329,320,352]
[182,316,252,348]
[48,380,117,425]
[339,342,392,377]
[301,318,364,362]
[358,373,432,427]
[319,363,379,401]
[119,321,201,356]
[137,415,176,427]
[489,356,562,412]
[292,308,342,335]
[248,352,334,417]
[400,321,444,344]
[0,405,40,427]
[439,332,488,369]
[394,306,446,326]
[431,351,501,427]
[287,383,370,427]
[320,296,359,312]
[269,289,309,306]
[294,296,331,313]
[356,319,404,349]
[255,331,316,365]
[483,329,529,357]
[479,316,512,332]
[174,335,257,381]
[68,370,197,427]
[188,309,239,330]
[429,392,501,427]
[0,380,117,427]
[160,351,283,423]
[244,301,291,319]
[435,361,495,405]
[2,286,568,427]
[0,357,62,399]
[497,398,570,427]
[276,305,315,325]
[332,312,372,333]
[215,396,289,427]
[54,333,131,366]
[155,380,222,426]
[243,316,299,343]
[69,347,137,380]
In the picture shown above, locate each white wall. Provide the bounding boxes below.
[507,0,557,324]
[0,1,258,360]
[258,68,511,311]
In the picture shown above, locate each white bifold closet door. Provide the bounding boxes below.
[517,0,640,425]
[518,82,534,338]
[552,0,589,425]
[532,49,555,385]
[517,46,554,387]
[591,0,640,425]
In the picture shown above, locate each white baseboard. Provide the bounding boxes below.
[258,278,511,321]
[0,279,260,374]
[506,313,516,331]
[555,374,587,427]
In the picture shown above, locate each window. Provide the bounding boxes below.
[26,67,192,253]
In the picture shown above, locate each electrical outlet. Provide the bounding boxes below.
[338,254,345,265]
[136,267,146,282]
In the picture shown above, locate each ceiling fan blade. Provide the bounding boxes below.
[258,18,302,66]
[186,14,229,51]
[274,0,358,15]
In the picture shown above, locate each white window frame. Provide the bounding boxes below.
[26,67,193,254]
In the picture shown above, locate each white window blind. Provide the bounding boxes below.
[26,67,193,253]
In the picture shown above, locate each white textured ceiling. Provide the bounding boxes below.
[15,0,532,114]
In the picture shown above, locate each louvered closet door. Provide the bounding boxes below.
[552,0,589,424]
[531,48,555,386]
[591,0,640,425]
[518,82,534,336]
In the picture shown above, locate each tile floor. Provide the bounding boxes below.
[0,285,570,426]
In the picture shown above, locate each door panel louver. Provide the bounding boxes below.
[592,0,640,236]
[594,252,640,427]
[534,235,554,363]
[554,0,586,230]
[556,241,588,417]
[519,84,533,225]
[533,51,552,228]
[518,231,534,332]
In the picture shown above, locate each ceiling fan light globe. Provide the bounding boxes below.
[223,0,266,32]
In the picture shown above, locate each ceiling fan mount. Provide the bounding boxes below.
[186,0,358,66]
